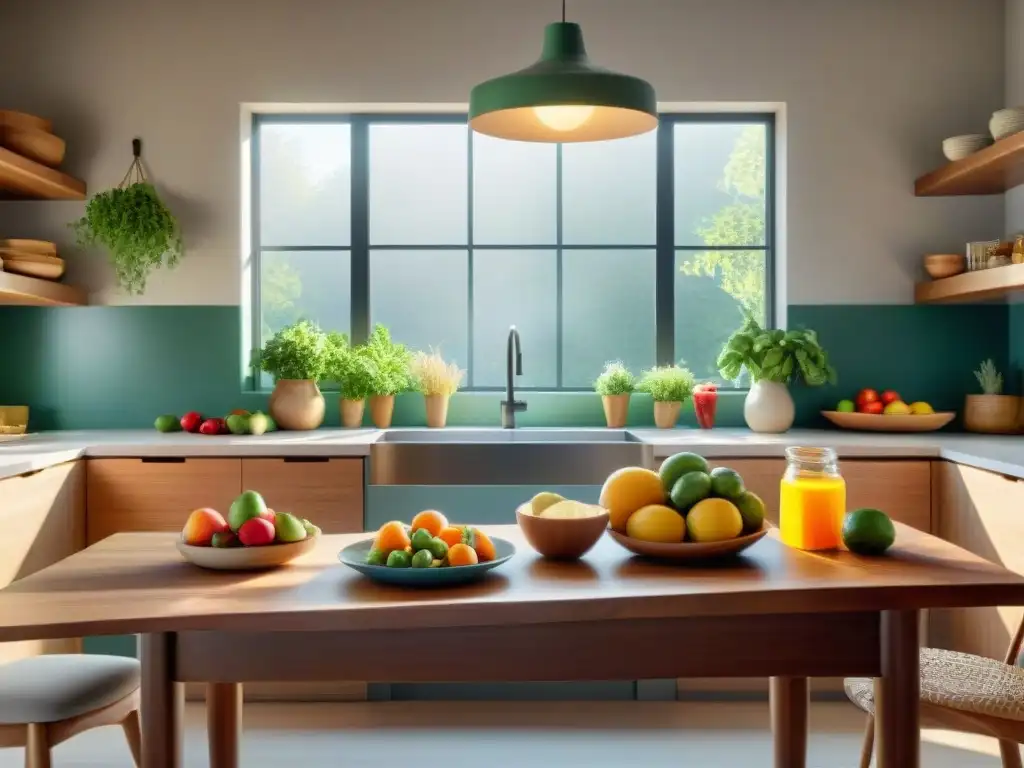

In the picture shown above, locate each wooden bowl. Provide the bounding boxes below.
[0,126,65,168]
[0,251,64,280]
[821,410,955,432]
[607,522,769,562]
[515,504,609,559]
[176,535,318,570]
[923,253,965,280]
[964,395,1021,434]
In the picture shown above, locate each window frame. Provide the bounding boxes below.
[248,111,775,392]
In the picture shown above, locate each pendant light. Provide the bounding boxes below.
[469,0,657,143]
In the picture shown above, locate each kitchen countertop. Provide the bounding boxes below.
[0,428,1021,482]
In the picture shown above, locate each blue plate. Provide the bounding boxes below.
[338,537,516,586]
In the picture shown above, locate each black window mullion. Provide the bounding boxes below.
[249,114,262,390]
[764,115,776,328]
[556,142,564,389]
[466,129,475,387]
[655,118,674,366]
[350,118,370,344]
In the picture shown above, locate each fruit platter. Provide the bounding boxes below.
[822,388,954,433]
[339,510,515,586]
[601,451,769,561]
[176,490,321,570]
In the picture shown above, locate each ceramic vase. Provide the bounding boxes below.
[601,394,630,428]
[268,379,325,431]
[369,395,395,429]
[340,398,365,428]
[424,394,450,428]
[744,380,794,433]
[653,400,682,429]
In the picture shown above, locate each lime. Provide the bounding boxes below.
[386,550,412,568]
[659,452,710,493]
[365,548,387,566]
[734,491,766,533]
[411,549,433,568]
[427,537,449,560]
[669,471,712,511]
[626,504,686,543]
[710,467,745,500]
[842,508,895,555]
[687,498,743,543]
[410,528,434,551]
[836,399,856,413]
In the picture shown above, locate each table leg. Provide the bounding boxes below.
[140,633,182,768]
[207,683,242,768]
[875,609,920,768]
[770,676,808,768]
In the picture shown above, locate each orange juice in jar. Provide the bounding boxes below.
[779,446,846,550]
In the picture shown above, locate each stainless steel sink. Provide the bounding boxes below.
[370,429,650,485]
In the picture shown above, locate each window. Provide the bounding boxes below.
[251,113,773,389]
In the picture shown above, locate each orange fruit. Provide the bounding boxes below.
[374,520,411,554]
[448,542,479,567]
[471,529,496,562]
[411,509,448,537]
[599,467,667,532]
[438,525,467,549]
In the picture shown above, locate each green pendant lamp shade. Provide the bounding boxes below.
[469,22,657,143]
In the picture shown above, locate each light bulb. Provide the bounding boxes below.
[533,105,595,132]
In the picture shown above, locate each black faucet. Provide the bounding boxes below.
[501,326,527,428]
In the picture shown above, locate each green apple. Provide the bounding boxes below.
[836,399,856,413]
[274,512,307,543]
[226,414,249,435]
[228,490,268,532]
[248,411,269,436]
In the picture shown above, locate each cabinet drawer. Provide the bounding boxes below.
[241,458,363,533]
[86,458,241,544]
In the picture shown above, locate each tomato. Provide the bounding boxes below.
[855,389,879,408]
[859,400,884,415]
[880,390,901,405]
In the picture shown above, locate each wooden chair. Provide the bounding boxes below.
[846,613,1024,768]
[0,654,141,768]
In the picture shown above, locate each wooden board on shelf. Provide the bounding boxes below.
[915,131,1024,196]
[914,263,1024,304]
[0,145,85,200]
[0,271,86,306]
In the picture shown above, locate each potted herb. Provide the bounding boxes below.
[637,365,696,429]
[325,332,377,428]
[72,139,183,295]
[411,348,465,428]
[965,359,1020,434]
[363,324,412,428]
[252,320,329,431]
[594,361,636,428]
[717,314,836,433]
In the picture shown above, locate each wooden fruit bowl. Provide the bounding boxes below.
[176,535,318,571]
[821,410,955,433]
[606,522,769,562]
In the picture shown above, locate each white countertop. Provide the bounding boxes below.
[0,428,1021,482]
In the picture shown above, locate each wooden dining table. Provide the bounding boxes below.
[0,523,1021,768]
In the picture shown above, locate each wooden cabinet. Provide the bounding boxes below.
[86,458,241,544]
[0,461,84,662]
[240,458,363,533]
[930,461,1024,663]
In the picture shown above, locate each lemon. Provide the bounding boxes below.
[529,491,566,515]
[909,401,934,415]
[599,467,667,532]
[626,504,685,543]
[686,498,743,542]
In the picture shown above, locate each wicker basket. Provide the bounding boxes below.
[0,405,28,435]
[964,395,1021,434]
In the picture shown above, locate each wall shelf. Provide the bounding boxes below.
[0,146,86,200]
[0,272,87,306]
[914,263,1024,303]
[915,132,1024,196]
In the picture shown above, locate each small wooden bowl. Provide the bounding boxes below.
[515,504,609,559]
[923,253,965,280]
[964,394,1021,434]
[176,535,318,570]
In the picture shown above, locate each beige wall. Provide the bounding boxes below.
[1008,0,1024,236]
[0,0,1006,306]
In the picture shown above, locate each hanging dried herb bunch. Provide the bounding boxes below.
[72,139,183,295]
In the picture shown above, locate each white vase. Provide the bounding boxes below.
[744,380,795,433]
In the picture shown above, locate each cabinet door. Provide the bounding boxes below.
[0,461,84,661]
[87,458,241,544]
[240,458,363,533]
[931,461,1024,662]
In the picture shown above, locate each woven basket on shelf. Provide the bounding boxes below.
[964,394,1021,434]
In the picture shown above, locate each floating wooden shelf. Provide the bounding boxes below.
[0,272,86,306]
[915,131,1024,196]
[914,263,1024,303]
[0,146,85,200]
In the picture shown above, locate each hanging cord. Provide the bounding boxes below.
[118,137,149,188]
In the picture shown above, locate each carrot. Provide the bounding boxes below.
[448,542,479,567]
[411,509,449,538]
[374,520,411,554]
[471,529,496,562]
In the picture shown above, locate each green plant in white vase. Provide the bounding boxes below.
[594,361,636,428]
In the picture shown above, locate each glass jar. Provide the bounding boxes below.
[779,446,846,550]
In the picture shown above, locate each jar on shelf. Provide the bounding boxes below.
[779,446,846,550]
[1012,234,1024,265]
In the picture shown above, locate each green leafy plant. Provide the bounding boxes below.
[974,358,1004,394]
[252,320,329,382]
[594,361,636,396]
[363,324,412,396]
[411,348,465,396]
[72,145,182,295]
[637,365,696,402]
[324,332,377,400]
[717,313,836,386]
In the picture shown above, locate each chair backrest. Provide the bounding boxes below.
[1005,611,1024,666]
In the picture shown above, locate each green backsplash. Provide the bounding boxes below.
[1011,303,1024,389]
[0,304,1010,430]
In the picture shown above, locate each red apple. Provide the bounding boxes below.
[855,389,879,409]
[860,400,884,415]
[238,517,276,546]
[181,411,203,433]
[880,390,901,405]
[199,418,226,435]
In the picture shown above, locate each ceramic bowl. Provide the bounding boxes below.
[338,537,515,586]
[176,535,318,570]
[941,134,992,161]
[515,504,609,559]
[606,522,770,562]
[990,107,1024,141]
[923,253,965,279]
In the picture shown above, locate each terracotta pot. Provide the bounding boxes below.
[965,394,1021,434]
[268,379,325,431]
[744,380,794,433]
[340,398,365,428]
[424,394,450,428]
[601,394,630,428]
[653,400,682,429]
[369,395,395,429]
